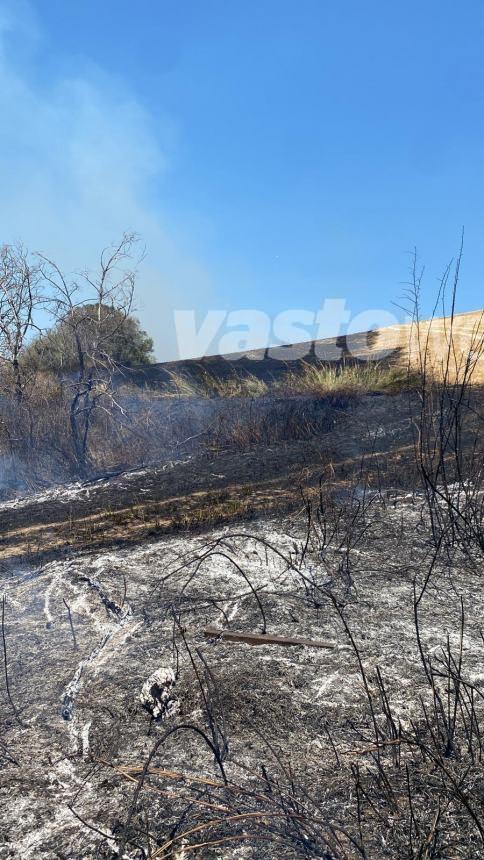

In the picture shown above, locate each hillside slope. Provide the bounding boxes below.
[125,309,484,387]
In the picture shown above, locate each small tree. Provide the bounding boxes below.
[38,233,145,477]
[26,303,153,372]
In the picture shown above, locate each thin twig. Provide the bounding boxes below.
[63,597,78,650]
[1,595,26,727]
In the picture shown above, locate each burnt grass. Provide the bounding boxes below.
[0,393,415,565]
[0,390,483,858]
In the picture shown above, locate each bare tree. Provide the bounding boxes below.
[404,239,484,552]
[0,244,40,402]
[38,233,143,476]
[0,245,42,487]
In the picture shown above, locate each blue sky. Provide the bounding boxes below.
[0,0,483,358]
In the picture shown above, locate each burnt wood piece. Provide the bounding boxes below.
[203,626,335,649]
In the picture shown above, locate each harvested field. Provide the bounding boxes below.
[123,310,484,389]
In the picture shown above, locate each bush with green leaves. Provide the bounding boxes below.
[25,303,154,373]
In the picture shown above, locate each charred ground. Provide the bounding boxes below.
[0,312,483,859]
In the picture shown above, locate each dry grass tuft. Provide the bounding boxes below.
[159,369,269,398]
[275,360,419,396]
[154,361,418,400]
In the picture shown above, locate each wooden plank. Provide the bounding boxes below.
[203,626,335,649]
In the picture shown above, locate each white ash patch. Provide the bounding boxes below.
[81,721,92,758]
[61,599,138,731]
[0,480,90,511]
[225,598,240,623]
[2,495,483,857]
[140,667,179,720]
[41,560,78,628]
[0,460,188,511]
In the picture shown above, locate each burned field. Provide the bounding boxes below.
[0,392,416,565]
[0,456,483,857]
[0,314,483,859]
[0,142,482,858]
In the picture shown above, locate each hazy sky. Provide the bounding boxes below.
[0,1,483,359]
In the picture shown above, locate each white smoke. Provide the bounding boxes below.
[0,0,216,359]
